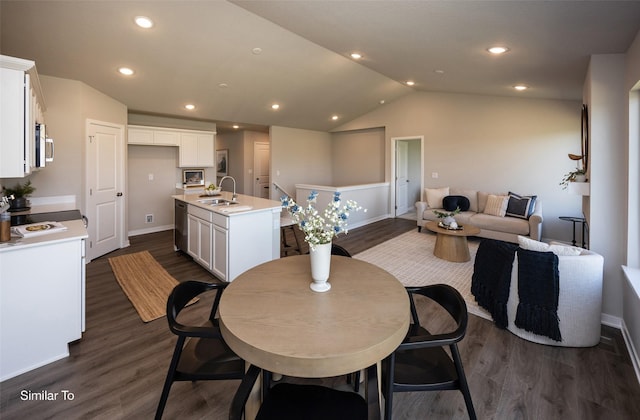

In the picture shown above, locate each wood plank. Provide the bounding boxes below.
[0,221,639,419]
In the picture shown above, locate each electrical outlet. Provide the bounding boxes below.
[145,214,153,223]
[431,172,439,179]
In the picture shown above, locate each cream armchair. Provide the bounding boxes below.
[505,248,604,347]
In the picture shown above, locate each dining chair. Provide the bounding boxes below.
[382,284,476,420]
[155,281,245,420]
[331,243,352,257]
[229,363,380,420]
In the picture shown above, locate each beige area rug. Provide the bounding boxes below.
[354,230,490,320]
[108,251,181,323]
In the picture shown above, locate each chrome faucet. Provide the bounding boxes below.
[219,176,237,201]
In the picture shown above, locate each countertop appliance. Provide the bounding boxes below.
[174,200,187,252]
[10,209,86,227]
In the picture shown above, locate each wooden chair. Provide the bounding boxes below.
[382,284,476,420]
[229,364,380,420]
[155,281,245,419]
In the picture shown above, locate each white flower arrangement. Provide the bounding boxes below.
[281,191,364,249]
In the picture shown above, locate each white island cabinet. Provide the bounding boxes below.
[0,220,88,381]
[174,192,281,282]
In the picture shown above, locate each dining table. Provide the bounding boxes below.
[219,254,410,419]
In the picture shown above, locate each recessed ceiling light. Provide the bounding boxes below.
[118,67,134,76]
[218,83,229,89]
[184,104,195,110]
[379,100,385,105]
[271,103,280,110]
[350,52,362,60]
[434,69,445,74]
[331,115,339,121]
[513,85,528,91]
[488,46,509,55]
[252,47,262,55]
[232,125,240,129]
[406,80,415,86]
[134,16,154,29]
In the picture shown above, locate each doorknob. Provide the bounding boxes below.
[116,192,123,197]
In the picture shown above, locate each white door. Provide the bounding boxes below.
[86,120,125,261]
[396,140,409,215]
[253,142,270,198]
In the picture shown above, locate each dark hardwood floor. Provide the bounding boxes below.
[1,217,639,419]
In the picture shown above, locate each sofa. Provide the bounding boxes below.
[415,187,543,243]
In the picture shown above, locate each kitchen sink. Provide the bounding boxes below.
[197,198,237,206]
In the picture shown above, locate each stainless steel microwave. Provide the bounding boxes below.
[35,123,54,167]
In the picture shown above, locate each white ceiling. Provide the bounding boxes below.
[2,1,639,133]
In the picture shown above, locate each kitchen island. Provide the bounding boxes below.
[0,219,88,381]
[172,192,281,282]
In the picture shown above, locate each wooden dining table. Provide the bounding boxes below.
[219,254,410,418]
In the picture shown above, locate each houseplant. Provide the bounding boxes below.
[2,180,36,210]
[432,207,460,227]
[559,168,587,190]
[281,191,363,292]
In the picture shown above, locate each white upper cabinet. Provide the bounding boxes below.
[0,55,45,178]
[127,125,214,167]
[179,132,214,168]
[127,126,180,146]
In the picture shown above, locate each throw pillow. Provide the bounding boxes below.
[506,191,537,219]
[443,195,471,212]
[483,194,508,217]
[425,187,449,209]
[518,236,582,256]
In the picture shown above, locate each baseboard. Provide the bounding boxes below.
[622,319,640,385]
[601,313,640,385]
[128,224,173,237]
[601,312,622,329]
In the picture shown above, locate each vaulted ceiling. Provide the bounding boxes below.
[2,1,639,132]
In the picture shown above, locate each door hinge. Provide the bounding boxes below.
[88,135,94,143]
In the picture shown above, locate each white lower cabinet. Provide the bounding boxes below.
[0,237,85,381]
[183,201,278,282]
[212,225,228,280]
[187,213,213,270]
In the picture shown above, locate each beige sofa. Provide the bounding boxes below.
[415,187,543,243]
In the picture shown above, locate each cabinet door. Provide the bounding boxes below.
[128,128,154,145]
[212,225,228,281]
[187,214,200,260]
[0,239,83,380]
[154,130,180,146]
[187,214,213,270]
[179,133,199,167]
[197,133,215,167]
[198,219,213,270]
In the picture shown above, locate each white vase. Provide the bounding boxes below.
[443,216,455,226]
[309,242,332,292]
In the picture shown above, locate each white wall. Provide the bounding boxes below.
[127,145,178,233]
[335,91,583,242]
[270,126,332,199]
[622,29,640,378]
[584,55,627,320]
[331,128,385,185]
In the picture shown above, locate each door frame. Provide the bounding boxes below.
[84,119,127,262]
[390,136,424,217]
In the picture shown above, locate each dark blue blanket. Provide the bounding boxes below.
[471,239,517,329]
[515,249,562,342]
